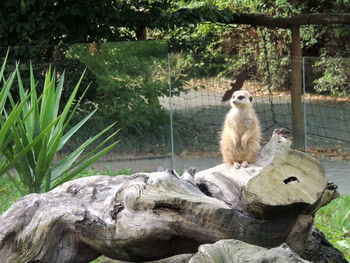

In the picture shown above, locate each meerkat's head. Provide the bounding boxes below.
[230,90,253,108]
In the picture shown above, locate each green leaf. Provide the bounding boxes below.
[40,66,56,130]
[0,72,16,113]
[51,140,119,189]
[0,104,20,148]
[62,79,90,132]
[55,69,86,132]
[69,127,119,171]
[0,48,9,81]
[56,109,97,152]
[53,70,64,119]
[51,123,118,182]
[44,168,52,193]
[0,117,60,177]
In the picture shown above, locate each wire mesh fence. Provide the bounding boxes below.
[164,53,350,170]
[1,42,350,173]
[302,56,350,158]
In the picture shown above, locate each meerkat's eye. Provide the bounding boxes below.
[249,96,253,102]
[238,95,244,100]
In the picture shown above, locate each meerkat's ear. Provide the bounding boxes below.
[249,96,253,102]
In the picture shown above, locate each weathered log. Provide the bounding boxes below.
[101,227,348,263]
[102,241,308,263]
[101,254,194,263]
[190,239,309,263]
[0,171,234,263]
[193,129,338,254]
[0,130,339,262]
[302,227,348,263]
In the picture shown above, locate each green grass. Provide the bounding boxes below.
[315,195,350,260]
[90,255,106,263]
[1,172,349,261]
[0,175,25,213]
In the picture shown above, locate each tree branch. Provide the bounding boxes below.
[170,8,350,28]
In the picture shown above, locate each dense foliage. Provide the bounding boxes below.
[1,0,350,152]
[66,41,173,136]
[160,0,350,94]
[0,0,170,47]
[3,0,350,89]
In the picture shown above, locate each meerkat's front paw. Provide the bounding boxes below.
[233,162,241,169]
[242,161,249,168]
[232,138,239,148]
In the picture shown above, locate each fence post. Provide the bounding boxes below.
[290,25,305,149]
[168,53,175,169]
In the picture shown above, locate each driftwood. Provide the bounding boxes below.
[192,128,339,255]
[191,240,309,263]
[99,227,348,263]
[0,129,341,263]
[101,254,194,263]
[101,240,308,263]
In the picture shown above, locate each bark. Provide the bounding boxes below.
[102,241,308,263]
[0,129,339,263]
[190,240,309,263]
[101,227,348,263]
[101,254,194,263]
[136,26,147,40]
[302,227,348,263]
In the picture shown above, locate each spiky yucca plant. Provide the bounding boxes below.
[0,58,118,194]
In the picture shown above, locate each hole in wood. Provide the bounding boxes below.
[110,203,124,219]
[283,176,300,184]
[197,183,212,197]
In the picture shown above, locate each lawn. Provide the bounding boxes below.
[314,195,350,260]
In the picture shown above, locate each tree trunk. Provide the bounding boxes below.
[0,129,339,263]
[136,25,147,40]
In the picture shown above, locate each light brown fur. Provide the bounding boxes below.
[220,90,261,168]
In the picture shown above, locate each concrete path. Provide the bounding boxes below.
[322,160,350,195]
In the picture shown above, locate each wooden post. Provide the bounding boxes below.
[136,25,147,40]
[290,25,305,149]
[89,42,100,55]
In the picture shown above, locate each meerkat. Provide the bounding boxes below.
[220,90,261,169]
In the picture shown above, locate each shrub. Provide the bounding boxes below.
[66,41,175,137]
[313,57,350,97]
